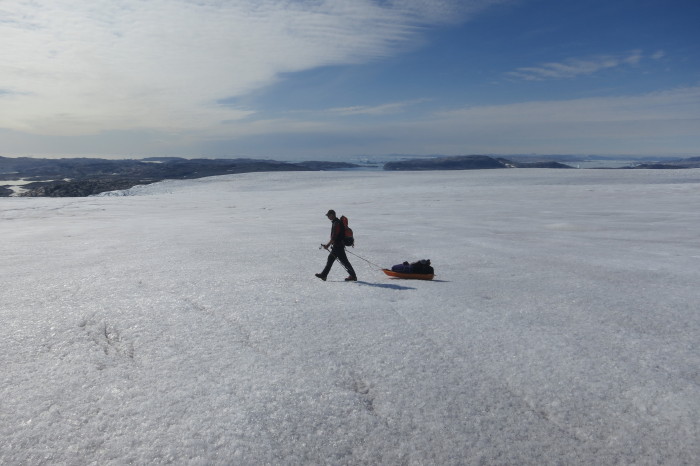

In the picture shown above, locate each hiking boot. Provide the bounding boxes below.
[345,276,357,281]
[315,273,327,281]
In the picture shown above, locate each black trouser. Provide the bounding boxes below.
[322,243,356,278]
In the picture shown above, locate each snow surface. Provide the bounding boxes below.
[2,169,699,464]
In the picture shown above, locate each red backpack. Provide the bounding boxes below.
[340,215,354,247]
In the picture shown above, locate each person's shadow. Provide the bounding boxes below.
[355,281,416,291]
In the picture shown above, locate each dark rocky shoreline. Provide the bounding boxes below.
[3,154,699,197]
[0,157,357,197]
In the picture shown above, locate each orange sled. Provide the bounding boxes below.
[382,269,434,280]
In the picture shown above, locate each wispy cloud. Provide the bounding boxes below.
[435,86,700,123]
[397,86,700,155]
[193,86,700,157]
[506,50,645,81]
[3,86,698,158]
[651,50,666,60]
[327,99,428,116]
[0,0,494,137]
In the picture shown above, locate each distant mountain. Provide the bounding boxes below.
[383,155,574,171]
[624,161,700,169]
[623,156,700,169]
[495,158,575,169]
[0,157,358,197]
[384,155,507,171]
[382,154,700,171]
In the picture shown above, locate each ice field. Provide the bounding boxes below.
[1,169,699,464]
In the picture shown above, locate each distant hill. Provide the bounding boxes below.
[384,155,507,170]
[624,159,700,169]
[496,158,575,169]
[0,157,358,197]
[383,155,574,171]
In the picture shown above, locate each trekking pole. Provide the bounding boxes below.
[318,245,352,275]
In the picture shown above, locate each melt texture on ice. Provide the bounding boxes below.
[1,169,699,464]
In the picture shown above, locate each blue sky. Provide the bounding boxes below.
[1,0,698,160]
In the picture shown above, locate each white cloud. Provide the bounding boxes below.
[506,50,645,81]
[0,0,491,137]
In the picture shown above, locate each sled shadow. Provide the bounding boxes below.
[355,281,416,291]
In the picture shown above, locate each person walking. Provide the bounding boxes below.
[316,210,357,281]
